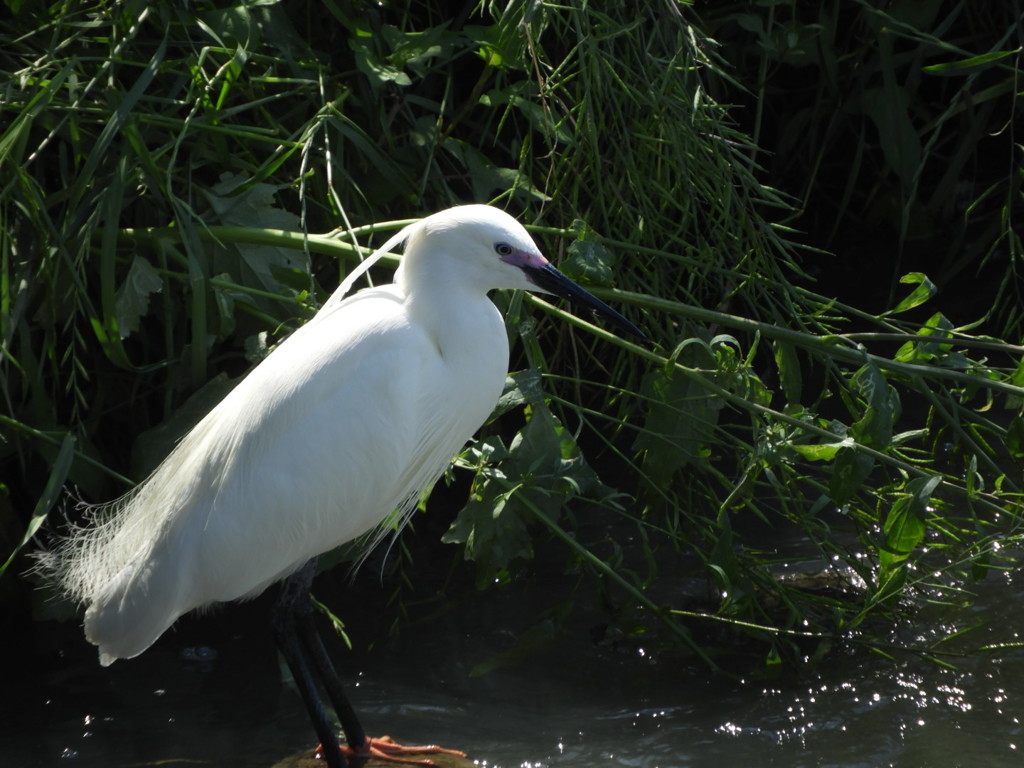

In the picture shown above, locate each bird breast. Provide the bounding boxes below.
[171,284,510,605]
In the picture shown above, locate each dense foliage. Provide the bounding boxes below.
[2,0,1022,670]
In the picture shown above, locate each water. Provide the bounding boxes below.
[4,564,1024,768]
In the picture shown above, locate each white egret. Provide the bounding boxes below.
[41,204,645,767]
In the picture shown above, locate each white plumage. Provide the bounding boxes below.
[42,204,643,676]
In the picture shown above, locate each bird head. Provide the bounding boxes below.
[399,204,543,293]
[401,205,647,342]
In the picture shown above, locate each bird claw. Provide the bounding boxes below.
[316,735,466,766]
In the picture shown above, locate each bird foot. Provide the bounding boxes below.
[316,735,466,766]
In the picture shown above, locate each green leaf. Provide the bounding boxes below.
[829,446,874,505]
[491,369,544,418]
[886,272,936,315]
[790,438,853,462]
[380,24,450,72]
[879,475,941,574]
[443,487,531,587]
[443,139,550,202]
[464,24,528,72]
[772,340,802,405]
[446,398,605,586]
[636,344,722,484]
[923,49,1021,74]
[880,497,926,573]
[849,364,898,448]
[309,594,352,650]
[198,5,262,50]
[871,566,908,607]
[563,221,615,287]
[114,256,163,340]
[509,94,575,145]
[203,173,306,290]
[349,37,412,86]
[1006,415,1024,459]
[894,311,954,361]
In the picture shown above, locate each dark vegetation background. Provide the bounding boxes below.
[1,0,1022,675]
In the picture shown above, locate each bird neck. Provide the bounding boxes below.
[400,259,507,364]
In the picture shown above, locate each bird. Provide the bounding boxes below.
[40,204,646,767]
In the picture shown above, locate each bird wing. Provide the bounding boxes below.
[63,285,457,661]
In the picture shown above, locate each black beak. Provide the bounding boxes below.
[523,263,647,342]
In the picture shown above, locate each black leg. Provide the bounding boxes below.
[296,603,368,750]
[274,559,365,768]
[274,564,467,765]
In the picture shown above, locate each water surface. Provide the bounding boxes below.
[4,563,1023,768]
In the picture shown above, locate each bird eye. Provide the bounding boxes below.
[494,242,514,256]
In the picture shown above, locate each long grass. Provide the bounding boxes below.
[1,0,1022,668]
